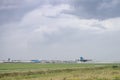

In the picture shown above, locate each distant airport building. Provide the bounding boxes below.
[0,60,3,63]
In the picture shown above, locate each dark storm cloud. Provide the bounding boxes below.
[68,0,120,19]
[0,0,120,25]
[0,0,23,24]
[0,0,45,25]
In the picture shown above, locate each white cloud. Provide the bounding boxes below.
[21,4,120,35]
[21,4,70,27]
[102,17,120,31]
[2,4,120,40]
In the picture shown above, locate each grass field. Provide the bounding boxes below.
[0,63,120,80]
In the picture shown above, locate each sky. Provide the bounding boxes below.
[0,0,120,61]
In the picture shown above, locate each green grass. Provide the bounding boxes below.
[0,63,120,80]
[0,63,97,73]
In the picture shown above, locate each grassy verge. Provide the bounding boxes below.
[0,63,120,80]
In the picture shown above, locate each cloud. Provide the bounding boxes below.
[0,0,23,10]
[1,0,120,25]
[102,17,120,31]
[20,4,120,35]
[0,0,43,25]
[69,0,120,19]
[98,0,120,9]
[0,3,120,61]
[1,4,120,45]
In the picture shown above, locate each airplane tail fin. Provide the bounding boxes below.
[80,57,84,61]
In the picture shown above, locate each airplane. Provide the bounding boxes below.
[79,57,92,62]
[31,60,40,63]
